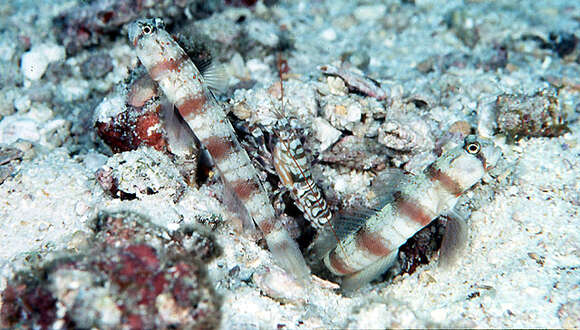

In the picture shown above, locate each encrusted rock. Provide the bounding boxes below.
[326,76,348,96]
[495,90,569,141]
[0,211,219,329]
[321,96,362,131]
[94,71,199,170]
[377,118,434,153]
[80,53,114,79]
[94,86,167,154]
[96,147,187,201]
[321,135,391,171]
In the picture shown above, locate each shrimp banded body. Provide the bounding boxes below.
[128,18,309,281]
[324,135,501,289]
[272,118,332,229]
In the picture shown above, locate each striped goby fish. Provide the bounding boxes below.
[272,117,332,229]
[128,18,310,281]
[324,135,501,289]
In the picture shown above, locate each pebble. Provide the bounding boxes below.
[82,152,109,172]
[246,58,270,78]
[74,201,91,217]
[246,20,279,48]
[11,140,35,160]
[377,119,433,152]
[229,52,249,80]
[40,118,70,148]
[0,33,16,61]
[13,95,31,113]
[252,267,306,303]
[99,148,186,200]
[326,76,348,96]
[322,97,362,130]
[353,4,387,21]
[0,88,17,117]
[0,116,40,144]
[321,28,337,41]
[20,43,66,81]
[93,95,126,124]
[312,117,341,152]
[58,78,90,102]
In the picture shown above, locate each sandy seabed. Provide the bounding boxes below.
[0,0,578,328]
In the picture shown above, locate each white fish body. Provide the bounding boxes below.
[324,135,501,289]
[128,18,310,282]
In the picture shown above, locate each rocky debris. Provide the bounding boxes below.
[416,45,509,74]
[320,135,391,171]
[319,91,385,138]
[179,4,293,63]
[495,90,569,141]
[321,95,362,131]
[311,117,342,152]
[20,43,66,81]
[0,145,22,184]
[94,74,168,154]
[319,64,387,101]
[53,0,220,55]
[230,79,319,127]
[93,69,200,179]
[0,211,219,329]
[0,104,71,149]
[252,266,307,303]
[377,115,435,166]
[445,8,480,48]
[558,300,580,329]
[80,52,114,80]
[96,147,187,202]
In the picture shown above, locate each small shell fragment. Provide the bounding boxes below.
[252,266,306,303]
[319,64,387,100]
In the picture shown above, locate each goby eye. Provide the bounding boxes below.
[465,141,481,154]
[141,25,152,34]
